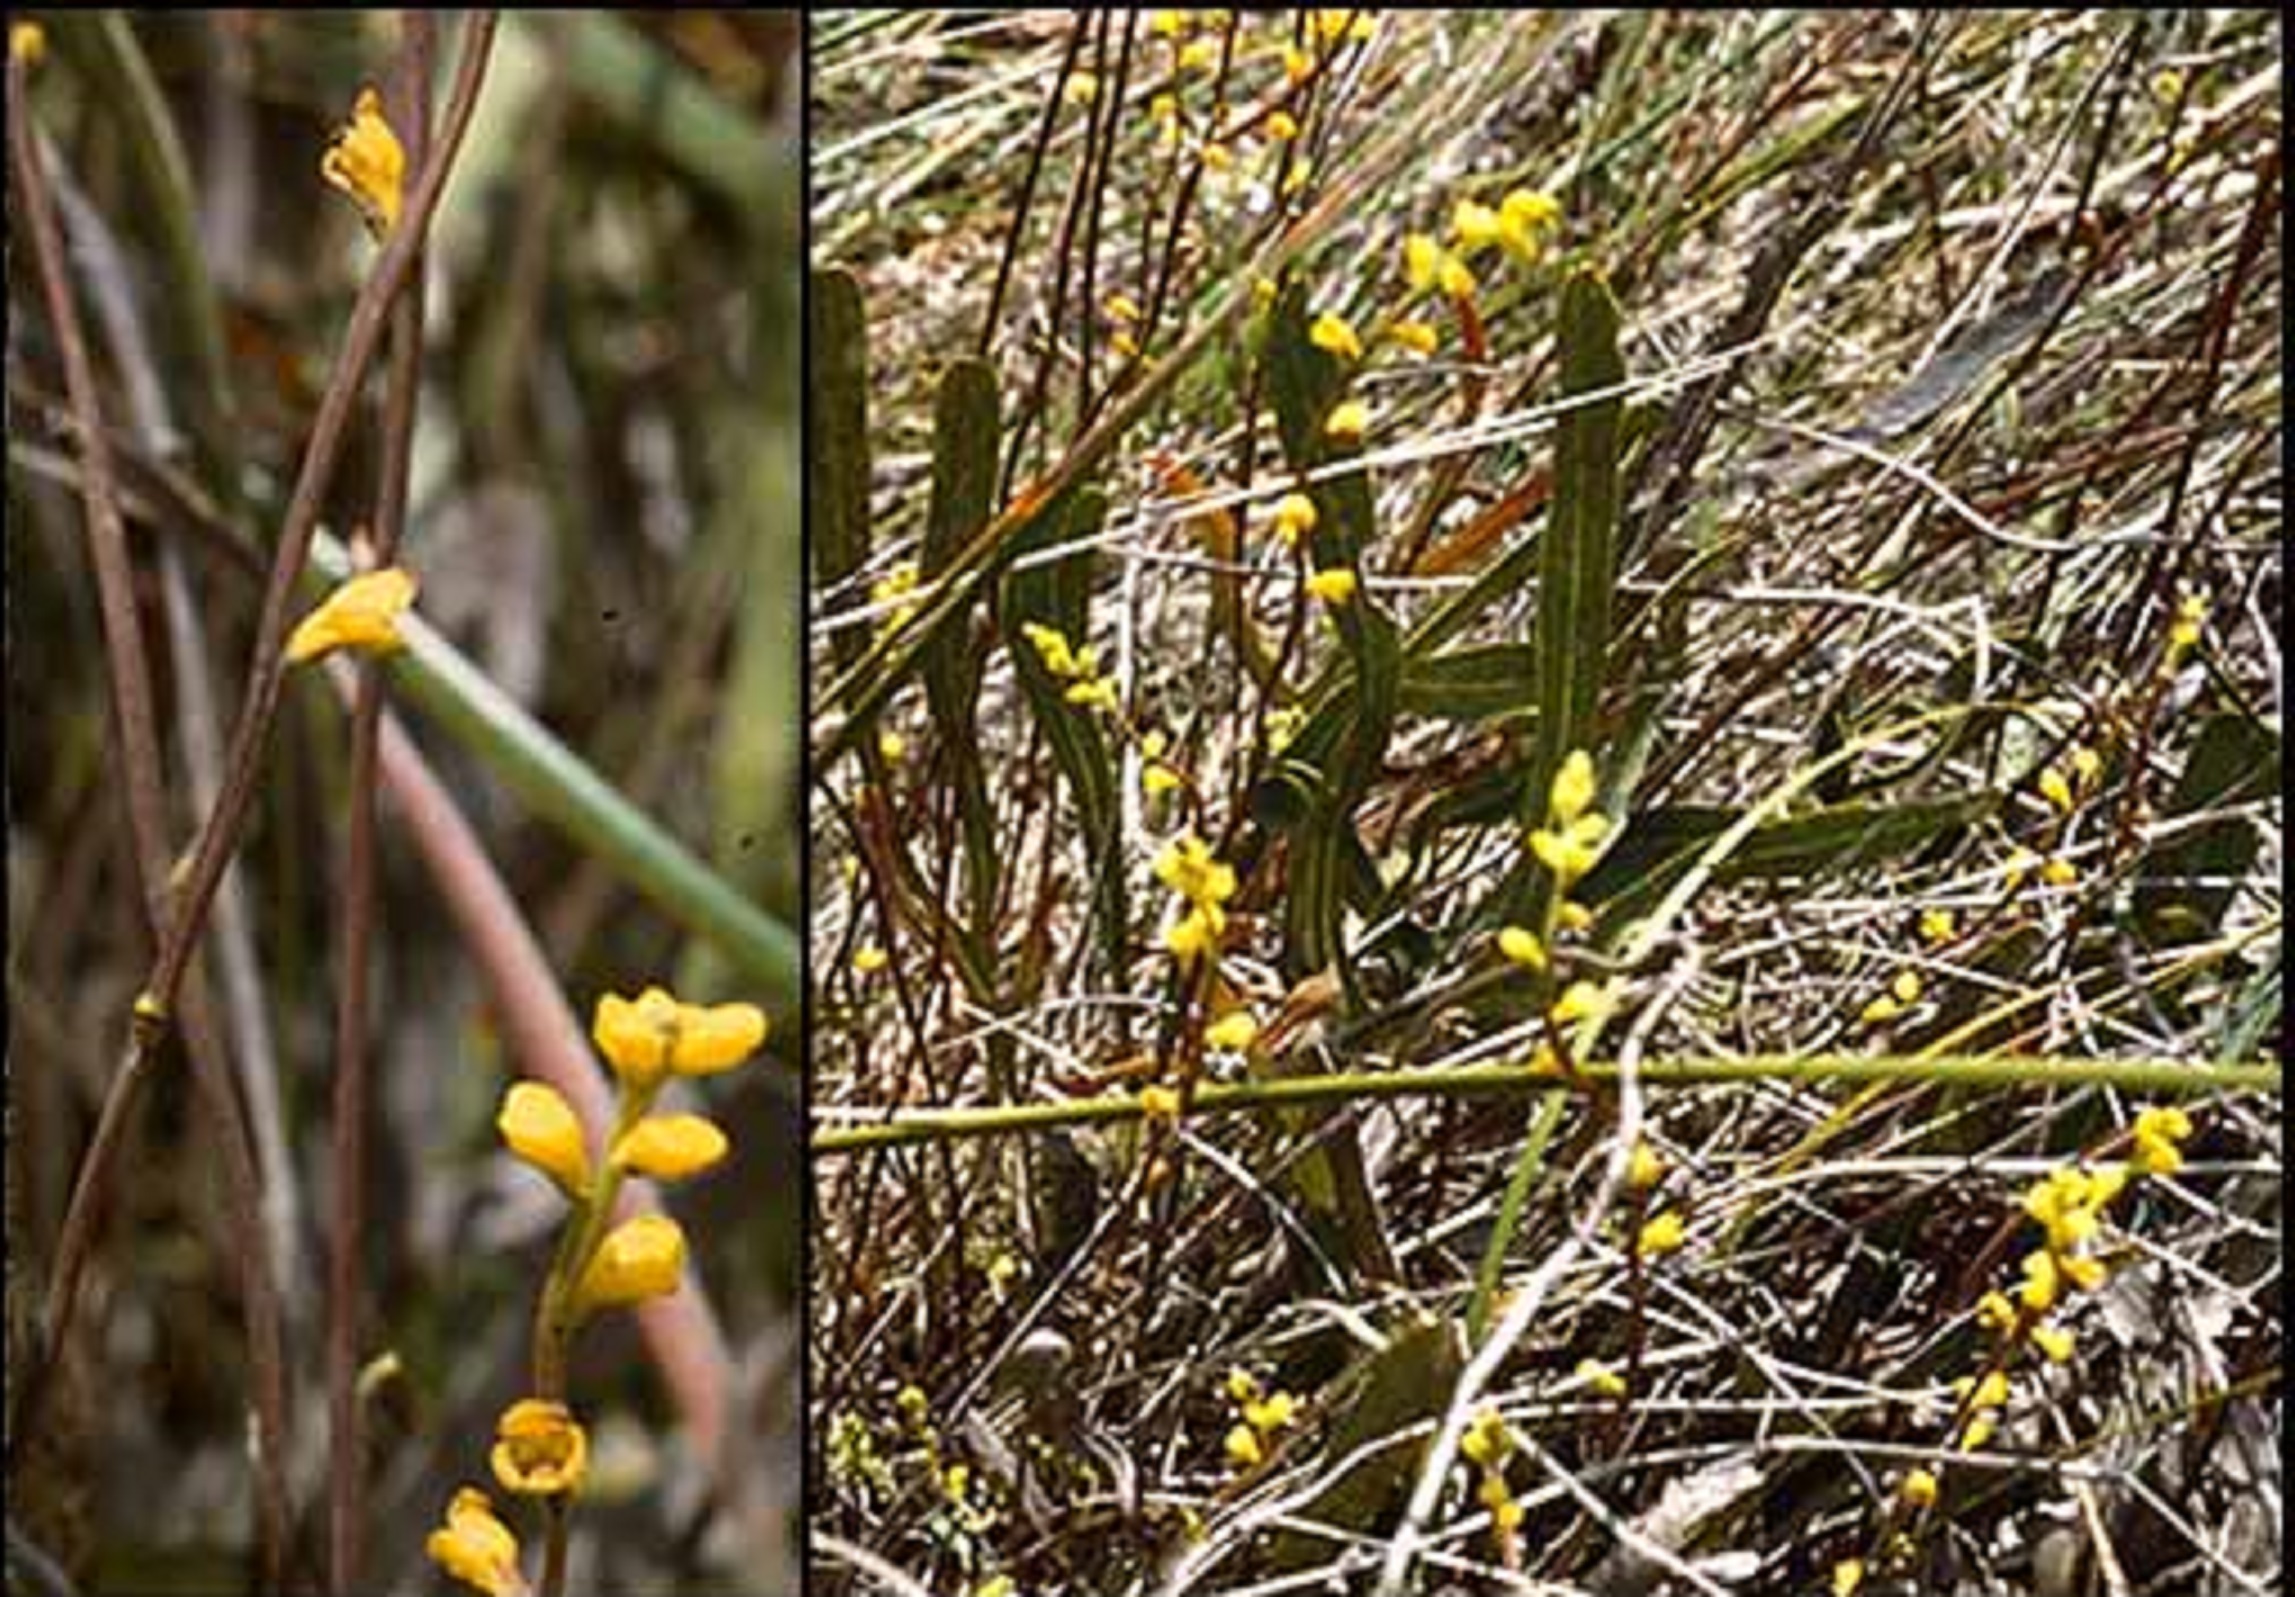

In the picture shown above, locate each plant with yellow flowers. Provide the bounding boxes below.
[424,987,766,1597]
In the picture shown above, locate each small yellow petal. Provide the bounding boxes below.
[1496,926,1547,972]
[1549,980,1611,1026]
[496,1083,589,1198]
[1451,197,1501,254]
[1223,1422,1263,1469]
[1575,1358,1628,1399]
[426,1488,527,1597]
[612,1115,730,1182]
[1205,1011,1260,1052]
[1305,567,1358,605]
[1635,1209,1686,1257]
[286,567,418,664]
[10,22,45,65]
[1387,318,1440,355]
[1548,749,1597,826]
[1324,399,1370,442]
[575,1214,687,1312]
[490,1400,588,1498]
[321,86,407,240]
[1309,310,1363,362]
[1900,1467,1939,1508]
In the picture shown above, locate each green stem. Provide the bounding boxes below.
[813,1053,2280,1154]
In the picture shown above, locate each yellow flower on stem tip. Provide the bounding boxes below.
[1634,1209,1686,1257]
[1142,1083,1183,1123]
[1309,311,1364,361]
[1900,1467,1939,1508]
[575,1213,688,1312]
[2131,1104,2193,1175]
[497,1082,589,1198]
[1497,188,1562,260]
[1451,197,1501,255]
[1324,399,1370,442]
[1271,490,1319,546]
[1305,567,1358,605]
[1548,749,1597,826]
[426,1488,529,1597]
[491,1399,589,1497]
[593,987,767,1088]
[1154,832,1237,909]
[285,566,417,664]
[612,1115,730,1182]
[1223,1422,1263,1469]
[321,86,407,240]
[1205,1010,1260,1052]
[10,22,44,65]
[1388,318,1439,356]
[1496,926,1547,972]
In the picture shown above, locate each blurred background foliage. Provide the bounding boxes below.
[8,11,799,1593]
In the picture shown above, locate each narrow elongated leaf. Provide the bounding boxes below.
[810,267,872,682]
[925,358,1003,950]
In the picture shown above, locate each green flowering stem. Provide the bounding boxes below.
[812,1054,2279,1154]
[305,531,801,1011]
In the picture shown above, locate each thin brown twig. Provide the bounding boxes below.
[329,16,436,1590]
[5,41,292,1589]
[10,10,499,1531]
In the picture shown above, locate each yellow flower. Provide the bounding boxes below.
[285,566,418,664]
[2131,1104,2193,1175]
[592,987,767,1087]
[612,1115,730,1182]
[1324,398,1371,442]
[10,21,44,65]
[1283,44,1314,85]
[1403,233,1447,293]
[1265,109,1300,141]
[1164,906,1221,964]
[1635,1209,1686,1257]
[1900,1467,1939,1508]
[1200,140,1233,173]
[1063,71,1098,107]
[1966,1370,2010,1411]
[2017,1248,2062,1313]
[1310,310,1364,361]
[2038,767,2074,813]
[491,1399,588,1497]
[1451,197,1501,255]
[1205,1010,1260,1052]
[1919,907,1957,944]
[1387,318,1440,355]
[1151,11,1188,39]
[852,945,889,975]
[1975,1290,2017,1332]
[1626,1141,1665,1191]
[1242,1390,1297,1432]
[1548,749,1597,826]
[1155,832,1238,909]
[1306,567,1358,605]
[575,1213,688,1312]
[497,1082,589,1198]
[2029,1322,2075,1363]
[1497,188,1562,260]
[1140,1085,1183,1123]
[1460,1406,1512,1466]
[1831,1557,1865,1596]
[2040,856,2078,887]
[878,729,907,762]
[1575,1358,1628,1399]
[321,87,407,240]
[1223,1422,1263,1469]
[1550,979,1611,1026]
[1957,1412,1997,1452]
[1496,926,1547,972]
[1178,37,1221,74]
[1272,490,1319,546]
[1225,1367,1262,1405]
[1105,291,1142,323]
[426,1488,528,1597]
[1529,813,1609,883]
[2167,590,2206,652]
[1890,969,1923,1005]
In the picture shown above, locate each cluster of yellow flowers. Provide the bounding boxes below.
[1843,1105,2198,1593]
[870,560,924,638]
[1154,831,1239,967]
[1401,187,1564,303]
[1021,620,1121,715]
[427,987,766,1596]
[1459,1405,1526,1546]
[1495,750,1617,1049]
[1219,1367,1300,1470]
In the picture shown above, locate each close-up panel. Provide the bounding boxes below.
[805,10,2279,1597]
[8,11,800,1595]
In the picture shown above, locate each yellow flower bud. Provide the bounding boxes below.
[1309,310,1364,361]
[1900,1467,1939,1508]
[1205,1011,1260,1052]
[286,566,418,664]
[490,1399,588,1497]
[1306,567,1358,605]
[1496,925,1547,972]
[497,1083,589,1198]
[321,87,407,240]
[575,1213,687,1312]
[613,1115,730,1182]
[1635,1209,1686,1257]
[426,1488,527,1597]
[1324,399,1370,442]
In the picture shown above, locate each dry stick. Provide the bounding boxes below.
[4,46,292,1589]
[10,5,498,1523]
[330,18,435,1591]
